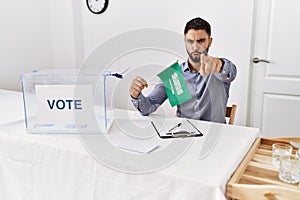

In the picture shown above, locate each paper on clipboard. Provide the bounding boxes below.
[151,119,203,139]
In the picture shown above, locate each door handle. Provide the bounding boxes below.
[252,57,270,64]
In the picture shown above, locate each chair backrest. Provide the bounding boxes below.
[226,104,237,125]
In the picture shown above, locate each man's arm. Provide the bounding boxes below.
[130,77,167,116]
[214,58,237,83]
[199,54,237,83]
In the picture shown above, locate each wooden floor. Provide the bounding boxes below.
[226,137,300,200]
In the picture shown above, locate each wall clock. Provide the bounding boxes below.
[86,0,109,14]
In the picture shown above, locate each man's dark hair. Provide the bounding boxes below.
[184,17,211,36]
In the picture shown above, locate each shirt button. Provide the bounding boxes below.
[196,86,199,90]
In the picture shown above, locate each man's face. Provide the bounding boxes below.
[184,29,212,63]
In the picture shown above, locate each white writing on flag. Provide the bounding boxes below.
[171,72,183,95]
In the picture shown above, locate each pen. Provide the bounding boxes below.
[168,123,182,132]
[166,131,196,135]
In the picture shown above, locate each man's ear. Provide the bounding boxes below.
[208,37,213,47]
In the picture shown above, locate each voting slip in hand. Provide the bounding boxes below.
[157,62,192,107]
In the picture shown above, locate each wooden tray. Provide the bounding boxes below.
[226,137,300,200]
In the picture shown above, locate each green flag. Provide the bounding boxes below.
[157,62,192,107]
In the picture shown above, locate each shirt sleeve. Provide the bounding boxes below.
[130,82,168,116]
[214,58,237,83]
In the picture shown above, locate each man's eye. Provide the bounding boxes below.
[197,39,206,43]
[187,40,193,44]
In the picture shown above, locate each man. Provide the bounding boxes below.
[129,17,237,123]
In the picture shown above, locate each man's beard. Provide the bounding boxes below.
[187,48,209,63]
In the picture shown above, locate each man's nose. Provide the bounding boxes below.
[192,42,204,52]
[191,42,200,50]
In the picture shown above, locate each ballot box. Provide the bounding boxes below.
[20,69,113,134]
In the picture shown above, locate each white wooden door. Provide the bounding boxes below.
[248,0,300,137]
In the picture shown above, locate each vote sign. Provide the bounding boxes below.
[36,85,94,127]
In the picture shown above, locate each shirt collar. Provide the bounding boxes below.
[182,60,199,73]
[182,60,191,72]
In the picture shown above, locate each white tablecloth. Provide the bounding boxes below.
[0,89,260,200]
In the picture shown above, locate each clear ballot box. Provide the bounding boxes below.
[20,69,112,134]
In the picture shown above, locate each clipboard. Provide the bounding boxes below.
[150,120,203,139]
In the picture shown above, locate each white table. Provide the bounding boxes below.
[0,89,260,200]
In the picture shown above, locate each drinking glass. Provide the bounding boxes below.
[279,157,300,184]
[272,143,292,168]
[296,149,300,160]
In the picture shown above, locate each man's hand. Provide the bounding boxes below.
[200,54,222,76]
[129,76,148,98]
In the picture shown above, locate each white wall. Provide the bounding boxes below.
[0,0,77,91]
[0,0,254,126]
